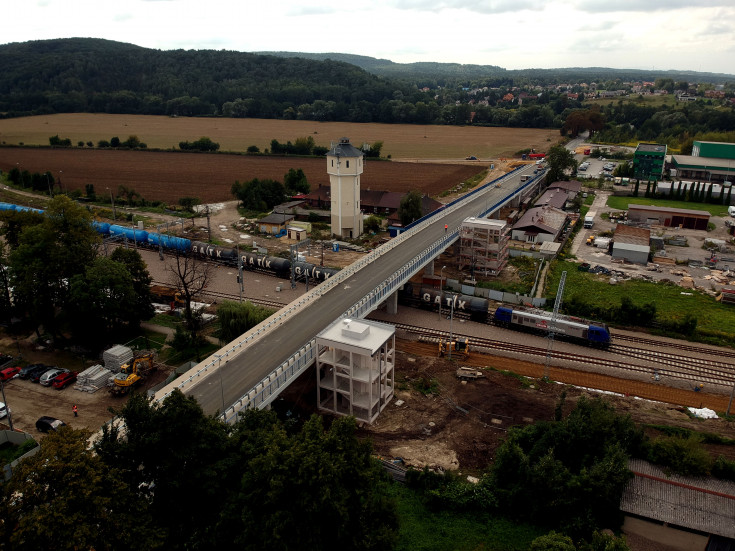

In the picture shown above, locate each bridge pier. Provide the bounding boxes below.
[385,290,398,315]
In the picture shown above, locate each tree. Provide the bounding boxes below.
[545,144,577,183]
[0,428,161,551]
[283,168,309,194]
[217,300,275,344]
[67,257,141,347]
[397,189,423,226]
[117,185,140,206]
[166,249,213,359]
[364,215,382,233]
[8,196,100,338]
[492,396,642,538]
[530,531,576,551]
[95,391,229,550]
[231,178,286,211]
[218,411,399,550]
[109,247,155,324]
[178,196,201,213]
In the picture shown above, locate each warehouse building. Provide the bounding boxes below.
[627,204,710,230]
[670,141,735,184]
[612,224,650,265]
[633,143,667,181]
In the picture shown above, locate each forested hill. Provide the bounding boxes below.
[261,51,735,86]
[1,38,733,129]
[0,38,399,119]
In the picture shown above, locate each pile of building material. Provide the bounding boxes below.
[74,364,112,393]
[103,345,133,374]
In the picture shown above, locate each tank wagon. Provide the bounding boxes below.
[0,202,340,283]
[494,306,611,347]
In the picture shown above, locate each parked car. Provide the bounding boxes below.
[36,416,66,433]
[0,366,21,381]
[52,372,77,390]
[18,363,46,380]
[0,353,12,366]
[0,402,8,419]
[31,366,59,384]
[39,368,68,386]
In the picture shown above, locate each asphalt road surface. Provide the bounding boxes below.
[171,165,539,416]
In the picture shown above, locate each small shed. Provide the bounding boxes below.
[612,224,650,265]
[258,213,294,235]
[287,226,307,241]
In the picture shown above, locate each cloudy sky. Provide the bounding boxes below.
[4,0,735,75]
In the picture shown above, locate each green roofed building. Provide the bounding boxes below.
[633,143,667,181]
[692,141,735,161]
[670,141,735,184]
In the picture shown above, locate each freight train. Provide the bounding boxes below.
[0,202,340,282]
[398,284,611,347]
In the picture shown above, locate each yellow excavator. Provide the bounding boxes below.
[110,353,156,396]
[438,338,470,359]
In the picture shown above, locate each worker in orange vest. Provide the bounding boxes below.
[444,224,448,233]
[72,404,78,417]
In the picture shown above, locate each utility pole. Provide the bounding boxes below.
[237,245,244,302]
[544,270,567,381]
[205,205,211,243]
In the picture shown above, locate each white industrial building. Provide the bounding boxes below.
[611,224,651,265]
[316,318,395,424]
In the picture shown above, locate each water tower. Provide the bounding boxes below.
[326,137,364,239]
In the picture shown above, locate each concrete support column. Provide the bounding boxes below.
[425,261,435,276]
[385,290,398,315]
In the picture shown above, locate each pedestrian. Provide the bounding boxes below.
[444,224,448,233]
[73,404,78,417]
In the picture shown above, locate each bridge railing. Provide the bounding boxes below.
[161,166,545,414]
[220,221,457,423]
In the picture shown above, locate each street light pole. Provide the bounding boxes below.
[439,265,446,321]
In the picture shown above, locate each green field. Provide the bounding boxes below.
[547,261,735,341]
[606,195,730,217]
[392,484,543,551]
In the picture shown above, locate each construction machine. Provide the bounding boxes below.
[438,338,470,359]
[109,353,156,396]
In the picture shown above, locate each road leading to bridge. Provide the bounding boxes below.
[161,164,541,417]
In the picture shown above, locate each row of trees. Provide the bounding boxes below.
[0,392,398,550]
[0,197,155,347]
[231,168,311,211]
[10,391,712,550]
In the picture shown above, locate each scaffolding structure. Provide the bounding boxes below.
[316,319,395,424]
[458,217,509,276]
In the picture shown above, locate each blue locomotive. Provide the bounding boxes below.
[493,306,611,347]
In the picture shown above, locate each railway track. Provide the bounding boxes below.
[611,332,735,360]
[151,281,287,310]
[392,322,735,388]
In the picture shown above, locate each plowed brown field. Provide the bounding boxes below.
[0,148,483,204]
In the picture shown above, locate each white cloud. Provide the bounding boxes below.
[0,0,733,74]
